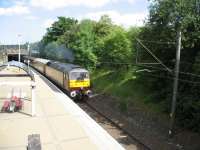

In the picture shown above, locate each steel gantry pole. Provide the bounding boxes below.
[169,27,182,136]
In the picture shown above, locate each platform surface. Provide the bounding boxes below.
[0,67,125,150]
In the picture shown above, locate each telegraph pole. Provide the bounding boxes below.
[168,0,200,137]
[169,26,182,136]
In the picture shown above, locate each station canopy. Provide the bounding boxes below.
[0,61,34,81]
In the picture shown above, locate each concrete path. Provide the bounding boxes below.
[0,67,125,150]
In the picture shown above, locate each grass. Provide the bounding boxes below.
[91,67,167,114]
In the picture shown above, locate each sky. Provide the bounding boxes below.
[0,0,149,44]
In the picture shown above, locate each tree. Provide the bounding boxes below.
[139,0,200,131]
[127,27,141,60]
[69,19,97,69]
[42,17,78,46]
[102,26,132,64]
[93,15,113,59]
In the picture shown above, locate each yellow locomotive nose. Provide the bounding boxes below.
[69,79,90,88]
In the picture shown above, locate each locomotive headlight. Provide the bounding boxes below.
[86,90,92,96]
[70,91,77,97]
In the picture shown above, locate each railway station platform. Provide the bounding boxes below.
[0,64,125,150]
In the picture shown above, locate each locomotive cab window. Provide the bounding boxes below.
[70,72,89,80]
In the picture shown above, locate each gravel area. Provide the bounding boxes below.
[86,94,200,150]
[77,101,148,150]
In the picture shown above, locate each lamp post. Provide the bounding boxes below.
[18,34,22,62]
[27,43,30,73]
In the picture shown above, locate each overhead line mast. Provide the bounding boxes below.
[169,26,182,136]
[169,0,184,137]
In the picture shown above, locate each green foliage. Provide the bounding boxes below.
[42,17,78,45]
[93,15,113,60]
[39,15,139,70]
[177,96,200,132]
[92,68,164,113]
[139,0,200,131]
[101,26,132,63]
[35,3,200,133]
[69,19,97,69]
[37,0,200,132]
[94,15,112,37]
[127,27,141,47]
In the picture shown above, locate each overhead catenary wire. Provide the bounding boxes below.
[99,61,200,78]
[100,61,200,79]
[98,61,200,84]
[137,63,200,79]
[140,71,200,86]
[136,39,172,73]
[135,38,200,79]
[99,61,170,72]
[138,39,176,45]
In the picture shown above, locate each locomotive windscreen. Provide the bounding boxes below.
[70,72,89,80]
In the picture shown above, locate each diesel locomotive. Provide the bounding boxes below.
[24,57,92,99]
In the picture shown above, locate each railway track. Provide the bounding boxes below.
[77,100,151,150]
[30,66,151,149]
